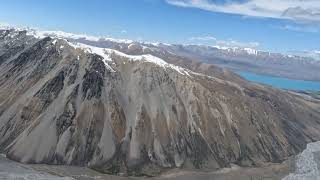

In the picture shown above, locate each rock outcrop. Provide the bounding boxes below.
[0,29,320,176]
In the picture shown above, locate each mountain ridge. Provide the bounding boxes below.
[2,25,317,62]
[0,28,320,176]
[11,26,317,82]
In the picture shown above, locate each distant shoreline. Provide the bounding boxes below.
[236,71,320,91]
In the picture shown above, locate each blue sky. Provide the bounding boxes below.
[0,0,319,54]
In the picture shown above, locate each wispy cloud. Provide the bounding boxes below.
[276,24,319,33]
[189,35,260,48]
[189,36,216,41]
[166,0,320,23]
[120,30,127,34]
[216,39,260,48]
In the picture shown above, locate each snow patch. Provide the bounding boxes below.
[213,45,230,50]
[26,29,133,44]
[52,39,57,45]
[146,42,171,47]
[105,49,191,77]
[128,43,136,49]
[213,45,259,56]
[67,42,115,72]
[243,47,258,55]
[8,31,19,38]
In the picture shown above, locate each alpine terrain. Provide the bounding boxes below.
[0,28,320,177]
[39,31,320,82]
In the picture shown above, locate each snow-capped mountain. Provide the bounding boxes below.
[13,27,318,81]
[0,27,320,176]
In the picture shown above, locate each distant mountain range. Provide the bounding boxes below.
[24,29,319,82]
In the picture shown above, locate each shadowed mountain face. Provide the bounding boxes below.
[0,29,320,176]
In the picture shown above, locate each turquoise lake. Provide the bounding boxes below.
[237,71,320,91]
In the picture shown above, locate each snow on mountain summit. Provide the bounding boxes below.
[212,45,259,56]
[28,30,134,44]
[64,40,191,77]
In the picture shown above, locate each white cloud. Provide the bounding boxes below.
[216,39,259,48]
[189,35,260,48]
[166,0,320,23]
[277,24,319,33]
[189,36,216,41]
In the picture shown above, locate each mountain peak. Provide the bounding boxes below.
[1,25,318,62]
[1,25,320,177]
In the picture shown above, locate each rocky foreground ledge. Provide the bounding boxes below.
[0,154,293,180]
[5,140,320,180]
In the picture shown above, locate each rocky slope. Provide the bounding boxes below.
[0,29,320,176]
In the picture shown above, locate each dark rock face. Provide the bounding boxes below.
[35,70,65,107]
[56,85,78,136]
[0,29,320,176]
[82,55,106,100]
[10,37,52,71]
[82,70,104,99]
[0,30,29,65]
